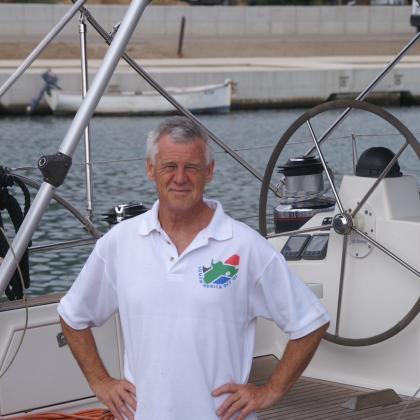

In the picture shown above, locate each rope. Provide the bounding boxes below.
[0,166,31,300]
[9,408,113,420]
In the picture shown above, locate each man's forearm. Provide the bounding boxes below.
[213,322,330,420]
[59,317,110,389]
[266,322,329,399]
[60,317,137,420]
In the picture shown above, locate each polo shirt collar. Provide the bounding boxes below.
[138,200,161,236]
[138,198,232,241]
[202,198,232,241]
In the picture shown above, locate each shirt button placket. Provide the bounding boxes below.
[160,232,177,270]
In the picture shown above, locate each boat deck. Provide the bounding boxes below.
[250,356,420,420]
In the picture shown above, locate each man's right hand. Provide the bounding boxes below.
[58,320,137,419]
[93,377,137,420]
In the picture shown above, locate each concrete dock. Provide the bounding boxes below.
[2,3,420,113]
[2,53,420,113]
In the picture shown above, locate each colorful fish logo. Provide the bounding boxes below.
[200,255,240,288]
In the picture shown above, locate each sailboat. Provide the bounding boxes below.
[0,0,419,418]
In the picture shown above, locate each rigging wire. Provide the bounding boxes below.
[9,129,414,173]
[8,145,274,172]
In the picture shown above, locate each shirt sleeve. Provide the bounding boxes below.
[248,253,330,340]
[57,245,118,330]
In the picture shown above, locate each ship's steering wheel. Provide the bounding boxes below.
[259,99,420,346]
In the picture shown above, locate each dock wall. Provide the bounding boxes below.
[0,4,414,41]
[1,4,419,112]
[2,57,420,113]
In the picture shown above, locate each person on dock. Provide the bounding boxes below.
[58,116,330,420]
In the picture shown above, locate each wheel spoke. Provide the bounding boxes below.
[266,224,332,239]
[335,234,348,336]
[351,133,358,175]
[306,120,345,214]
[304,106,352,157]
[352,227,420,278]
[351,143,407,218]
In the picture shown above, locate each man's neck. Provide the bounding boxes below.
[158,201,214,255]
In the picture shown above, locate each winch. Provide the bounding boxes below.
[273,156,335,233]
[103,202,148,225]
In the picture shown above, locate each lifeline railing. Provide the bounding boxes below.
[2,0,420,296]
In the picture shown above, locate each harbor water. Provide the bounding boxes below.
[1,107,420,297]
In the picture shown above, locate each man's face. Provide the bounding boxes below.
[147,134,214,214]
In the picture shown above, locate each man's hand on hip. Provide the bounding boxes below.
[211,325,329,420]
[93,377,137,420]
[212,382,278,420]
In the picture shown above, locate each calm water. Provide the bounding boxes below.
[1,107,420,297]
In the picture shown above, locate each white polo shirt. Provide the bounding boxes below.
[58,199,329,420]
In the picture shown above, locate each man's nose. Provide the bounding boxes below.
[174,166,187,183]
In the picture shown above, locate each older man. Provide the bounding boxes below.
[58,116,329,420]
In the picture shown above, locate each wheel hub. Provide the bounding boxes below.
[333,213,353,235]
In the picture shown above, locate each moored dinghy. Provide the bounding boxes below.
[44,79,232,115]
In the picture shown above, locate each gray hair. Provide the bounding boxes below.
[146,116,214,165]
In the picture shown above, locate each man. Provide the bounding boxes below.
[58,116,330,420]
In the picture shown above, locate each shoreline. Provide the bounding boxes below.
[3,30,420,113]
[2,54,420,114]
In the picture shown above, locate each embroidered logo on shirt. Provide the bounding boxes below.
[198,254,240,288]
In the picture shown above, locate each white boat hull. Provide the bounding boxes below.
[0,298,122,416]
[44,80,232,115]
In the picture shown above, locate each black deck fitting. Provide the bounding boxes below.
[38,152,72,188]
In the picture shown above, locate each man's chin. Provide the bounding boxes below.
[164,197,201,212]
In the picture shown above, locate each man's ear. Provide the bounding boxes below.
[205,160,215,184]
[147,159,155,181]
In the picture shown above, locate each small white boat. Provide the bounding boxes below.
[44,80,232,115]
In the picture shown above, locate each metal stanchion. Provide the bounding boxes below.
[79,13,94,221]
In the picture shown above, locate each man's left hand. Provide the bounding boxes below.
[212,383,278,420]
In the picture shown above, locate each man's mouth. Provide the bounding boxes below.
[169,188,191,194]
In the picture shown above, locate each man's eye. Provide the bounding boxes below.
[185,165,200,171]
